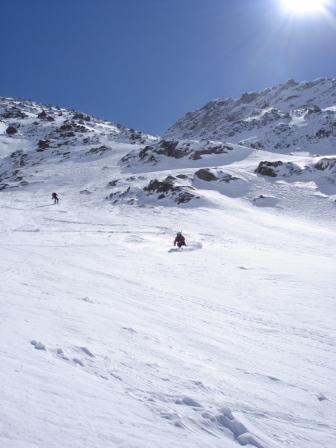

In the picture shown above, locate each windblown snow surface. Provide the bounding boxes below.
[0,89,336,448]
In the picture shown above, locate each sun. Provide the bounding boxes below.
[281,0,329,14]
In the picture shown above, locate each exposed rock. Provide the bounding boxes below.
[315,157,336,172]
[191,144,230,160]
[240,92,259,104]
[73,112,91,122]
[37,110,54,121]
[57,122,88,138]
[37,139,50,151]
[256,160,309,178]
[144,176,178,194]
[315,129,331,138]
[144,176,198,204]
[10,150,28,167]
[157,140,187,158]
[107,179,119,187]
[122,140,234,166]
[86,145,112,155]
[128,129,143,141]
[107,175,199,206]
[255,161,283,177]
[306,105,322,115]
[195,168,218,181]
[6,126,18,135]
[2,107,27,119]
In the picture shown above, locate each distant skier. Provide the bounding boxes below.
[52,192,59,204]
[174,232,186,248]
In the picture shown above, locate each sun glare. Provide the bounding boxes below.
[281,0,329,14]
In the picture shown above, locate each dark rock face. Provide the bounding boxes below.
[127,129,144,142]
[6,126,18,135]
[57,122,88,138]
[191,144,230,160]
[0,149,29,189]
[248,141,264,150]
[10,150,28,167]
[2,107,27,119]
[255,160,304,177]
[86,145,112,155]
[37,110,55,121]
[173,191,196,204]
[136,141,188,161]
[73,112,91,122]
[144,176,198,204]
[144,176,178,194]
[195,168,218,181]
[255,161,283,177]
[107,179,119,187]
[306,105,322,115]
[157,140,186,158]
[37,139,50,151]
[240,92,259,104]
[121,140,233,166]
[37,110,47,119]
[315,129,331,139]
[315,158,336,172]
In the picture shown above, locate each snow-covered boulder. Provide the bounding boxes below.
[121,139,235,166]
[106,174,201,206]
[255,161,303,177]
[314,157,336,173]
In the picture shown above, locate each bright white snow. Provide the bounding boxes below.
[0,90,335,448]
[1,179,335,448]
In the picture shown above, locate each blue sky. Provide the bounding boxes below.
[1,0,335,134]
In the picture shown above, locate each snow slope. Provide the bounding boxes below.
[0,92,336,448]
[1,190,335,448]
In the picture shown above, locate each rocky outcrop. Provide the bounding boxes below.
[37,139,50,151]
[121,139,234,166]
[106,174,200,206]
[194,168,218,181]
[86,145,112,156]
[314,157,336,173]
[1,107,27,119]
[255,161,303,177]
[37,110,55,122]
[143,176,199,204]
[6,126,18,135]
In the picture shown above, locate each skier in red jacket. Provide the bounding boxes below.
[174,232,186,248]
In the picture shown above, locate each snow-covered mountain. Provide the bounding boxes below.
[1,84,335,448]
[0,96,158,191]
[165,78,336,155]
[1,81,336,213]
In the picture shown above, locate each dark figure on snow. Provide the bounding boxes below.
[52,192,59,204]
[174,232,186,248]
